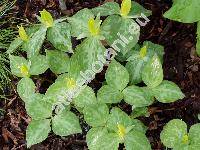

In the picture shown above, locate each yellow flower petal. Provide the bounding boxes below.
[182,134,189,144]
[120,0,132,17]
[18,26,29,42]
[40,9,54,28]
[140,46,147,58]
[88,18,100,36]
[117,124,126,140]
[66,78,76,89]
[20,65,30,77]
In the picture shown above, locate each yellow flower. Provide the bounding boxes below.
[182,134,189,144]
[88,18,100,36]
[140,46,147,58]
[20,64,30,77]
[18,26,29,42]
[117,124,126,140]
[120,0,132,17]
[40,9,54,28]
[66,78,76,89]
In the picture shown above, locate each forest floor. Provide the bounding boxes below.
[0,0,200,149]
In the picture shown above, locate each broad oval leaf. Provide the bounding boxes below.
[25,25,47,58]
[160,119,188,148]
[73,86,97,108]
[25,94,52,120]
[67,8,94,39]
[9,55,30,77]
[17,77,35,102]
[46,50,70,74]
[29,54,49,75]
[47,22,72,53]
[142,54,163,88]
[92,2,120,16]
[101,15,140,55]
[124,130,151,150]
[189,123,200,145]
[105,60,129,91]
[52,109,82,136]
[151,80,185,103]
[122,85,154,107]
[7,38,23,54]
[83,103,109,127]
[107,107,132,133]
[164,0,200,23]
[97,85,123,103]
[26,119,51,148]
[129,1,152,17]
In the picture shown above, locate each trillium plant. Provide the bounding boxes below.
[7,0,185,149]
[164,0,200,56]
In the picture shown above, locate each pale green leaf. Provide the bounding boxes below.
[105,60,129,91]
[46,50,70,74]
[124,130,151,150]
[160,119,187,148]
[123,85,154,107]
[83,103,109,127]
[9,55,30,77]
[142,54,163,88]
[97,85,123,103]
[101,15,140,55]
[26,26,47,58]
[92,2,120,16]
[52,109,82,136]
[29,54,49,75]
[26,119,51,148]
[67,8,94,39]
[47,22,72,53]
[151,80,185,103]
[7,38,23,54]
[25,94,52,120]
[107,107,132,132]
[129,1,152,17]
[189,123,200,145]
[17,77,35,102]
[73,86,96,108]
[164,0,200,23]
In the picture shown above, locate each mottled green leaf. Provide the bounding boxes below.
[129,1,152,17]
[25,94,52,120]
[67,8,94,39]
[189,123,200,145]
[97,85,123,103]
[164,0,200,23]
[124,130,151,150]
[105,60,129,91]
[142,54,163,88]
[151,80,185,103]
[17,77,35,102]
[107,107,132,132]
[26,119,51,148]
[92,2,120,16]
[101,15,140,55]
[26,26,47,58]
[83,103,109,127]
[47,22,72,52]
[46,50,70,74]
[52,109,82,136]
[29,54,49,75]
[160,119,188,148]
[9,55,30,77]
[73,86,96,108]
[7,38,23,54]
[122,85,154,107]
[131,107,149,118]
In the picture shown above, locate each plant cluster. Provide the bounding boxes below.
[7,0,186,149]
[164,0,200,56]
